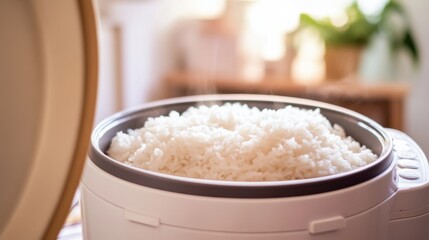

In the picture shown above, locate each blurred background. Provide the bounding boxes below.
[94,0,428,154]
[58,0,429,238]
[1,1,428,239]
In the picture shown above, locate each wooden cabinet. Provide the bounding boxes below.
[165,72,409,131]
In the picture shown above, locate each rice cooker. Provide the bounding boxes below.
[82,94,429,240]
[2,0,428,239]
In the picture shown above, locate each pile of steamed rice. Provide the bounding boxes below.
[107,103,377,181]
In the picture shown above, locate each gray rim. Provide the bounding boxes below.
[89,94,393,198]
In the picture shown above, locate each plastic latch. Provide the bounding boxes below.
[123,209,160,227]
[308,216,345,234]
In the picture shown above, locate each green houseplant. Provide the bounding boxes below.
[299,0,419,80]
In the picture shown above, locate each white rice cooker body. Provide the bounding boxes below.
[81,95,429,240]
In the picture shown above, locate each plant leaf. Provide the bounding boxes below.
[403,29,420,65]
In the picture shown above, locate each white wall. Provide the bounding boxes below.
[403,0,429,155]
[361,0,429,155]
[95,0,163,123]
[95,0,224,123]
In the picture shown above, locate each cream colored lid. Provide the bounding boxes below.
[0,0,98,239]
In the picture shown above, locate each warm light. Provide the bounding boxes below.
[261,35,285,61]
[185,0,225,19]
[292,30,325,83]
[357,0,389,17]
[247,0,301,35]
[330,10,349,27]
[184,0,386,77]
[301,0,352,18]
[246,0,301,62]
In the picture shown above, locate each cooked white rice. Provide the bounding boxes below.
[107,103,377,181]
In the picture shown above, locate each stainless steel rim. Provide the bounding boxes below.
[89,94,393,198]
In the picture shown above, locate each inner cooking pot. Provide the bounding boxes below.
[89,94,393,198]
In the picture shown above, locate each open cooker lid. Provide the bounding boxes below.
[0,0,98,239]
[91,95,394,198]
